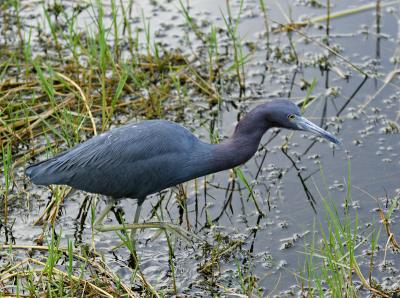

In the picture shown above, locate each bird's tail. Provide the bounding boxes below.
[25,158,66,186]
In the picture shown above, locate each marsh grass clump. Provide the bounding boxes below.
[299,167,400,297]
[0,240,138,297]
[0,0,227,159]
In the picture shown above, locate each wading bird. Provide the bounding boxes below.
[26,100,341,239]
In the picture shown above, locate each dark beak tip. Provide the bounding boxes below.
[334,139,343,146]
[327,135,342,146]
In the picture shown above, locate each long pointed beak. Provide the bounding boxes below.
[296,116,342,145]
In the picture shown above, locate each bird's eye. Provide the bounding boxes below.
[287,114,296,120]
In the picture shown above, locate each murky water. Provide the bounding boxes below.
[1,0,399,296]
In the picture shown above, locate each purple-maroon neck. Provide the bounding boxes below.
[184,105,274,181]
[208,107,271,172]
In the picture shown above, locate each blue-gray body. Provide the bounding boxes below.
[27,121,208,198]
[26,120,257,199]
[26,100,340,200]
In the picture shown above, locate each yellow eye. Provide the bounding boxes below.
[288,114,296,120]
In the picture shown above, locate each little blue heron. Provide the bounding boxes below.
[26,100,340,238]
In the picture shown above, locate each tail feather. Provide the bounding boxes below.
[25,158,72,186]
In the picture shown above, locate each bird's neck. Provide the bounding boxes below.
[209,110,270,172]
[186,108,270,180]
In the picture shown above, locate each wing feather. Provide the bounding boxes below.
[26,120,199,198]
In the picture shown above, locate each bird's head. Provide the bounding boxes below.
[262,99,341,145]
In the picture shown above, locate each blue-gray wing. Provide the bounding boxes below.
[26,120,200,198]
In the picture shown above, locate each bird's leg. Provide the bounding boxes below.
[127,201,143,265]
[130,201,142,241]
[95,198,202,243]
[97,221,201,243]
[93,197,117,229]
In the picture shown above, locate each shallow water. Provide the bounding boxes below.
[1,0,399,296]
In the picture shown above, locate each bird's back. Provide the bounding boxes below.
[26,120,208,198]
